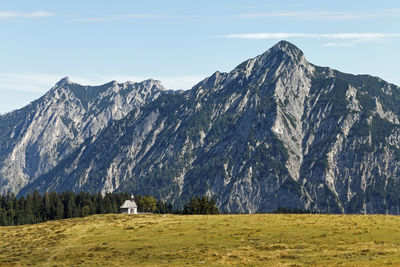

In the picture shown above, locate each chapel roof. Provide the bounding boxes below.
[120,200,137,209]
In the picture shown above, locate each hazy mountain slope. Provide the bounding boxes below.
[0,78,164,194]
[6,40,400,214]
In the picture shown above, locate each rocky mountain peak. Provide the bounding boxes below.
[271,40,302,54]
[141,78,165,91]
[231,41,303,77]
[262,40,306,66]
[224,40,311,93]
[55,76,72,87]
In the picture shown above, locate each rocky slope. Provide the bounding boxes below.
[3,40,400,214]
[0,78,164,194]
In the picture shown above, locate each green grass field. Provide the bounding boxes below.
[0,214,400,266]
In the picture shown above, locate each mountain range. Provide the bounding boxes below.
[2,40,400,214]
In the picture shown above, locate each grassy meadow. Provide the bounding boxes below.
[0,214,400,266]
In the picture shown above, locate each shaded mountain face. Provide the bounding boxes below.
[3,40,400,214]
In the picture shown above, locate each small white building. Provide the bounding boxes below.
[120,195,138,214]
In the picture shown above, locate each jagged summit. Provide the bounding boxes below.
[272,40,302,52]
[221,40,311,93]
[54,76,165,91]
[266,40,306,64]
[191,40,312,98]
[141,78,165,90]
[55,76,71,86]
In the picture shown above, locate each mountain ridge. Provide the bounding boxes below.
[0,78,165,195]
[3,40,400,214]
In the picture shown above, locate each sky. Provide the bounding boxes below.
[0,0,400,113]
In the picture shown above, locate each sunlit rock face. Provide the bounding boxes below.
[3,41,400,214]
[0,77,164,195]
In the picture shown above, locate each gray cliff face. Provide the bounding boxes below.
[3,40,400,214]
[0,78,164,194]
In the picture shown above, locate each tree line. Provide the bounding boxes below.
[0,191,173,226]
[0,191,219,226]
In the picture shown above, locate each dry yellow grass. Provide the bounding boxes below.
[0,214,400,266]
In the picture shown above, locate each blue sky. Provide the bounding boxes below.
[1,0,400,113]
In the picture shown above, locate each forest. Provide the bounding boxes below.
[0,191,172,226]
[0,191,219,226]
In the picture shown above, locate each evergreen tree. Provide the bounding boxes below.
[156,200,173,214]
[32,190,43,223]
[42,192,51,221]
[137,196,157,212]
[182,196,219,215]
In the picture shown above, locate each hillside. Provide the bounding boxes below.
[0,214,400,266]
[2,41,400,214]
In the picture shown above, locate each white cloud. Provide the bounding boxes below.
[238,11,365,20]
[0,73,63,93]
[72,13,190,23]
[0,11,52,19]
[218,33,400,46]
[73,14,158,22]
[323,42,355,47]
[236,9,400,20]
[219,33,400,40]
